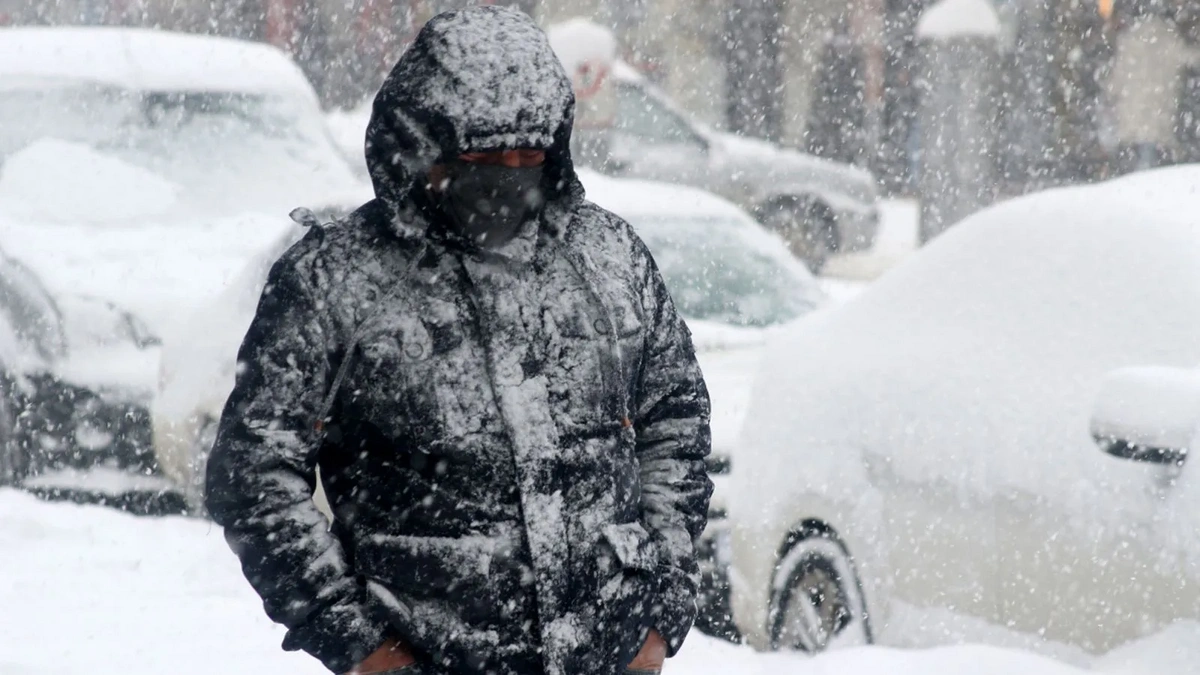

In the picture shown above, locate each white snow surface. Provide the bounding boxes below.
[0,139,180,223]
[0,211,297,337]
[916,0,1002,40]
[1091,366,1200,452]
[0,26,318,101]
[1,489,1192,674]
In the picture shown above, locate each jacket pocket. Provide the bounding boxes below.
[601,522,659,573]
[355,531,526,602]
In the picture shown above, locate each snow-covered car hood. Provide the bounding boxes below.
[52,293,161,401]
[0,137,368,338]
[0,213,305,339]
[732,164,1200,563]
[706,129,879,212]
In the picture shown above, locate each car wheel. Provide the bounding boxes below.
[769,525,872,652]
[0,378,26,486]
[762,199,836,273]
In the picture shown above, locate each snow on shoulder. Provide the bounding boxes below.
[916,0,1002,40]
[0,26,317,101]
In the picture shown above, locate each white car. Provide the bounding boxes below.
[153,172,825,625]
[0,26,370,503]
[546,19,880,272]
[728,165,1200,657]
[0,26,370,334]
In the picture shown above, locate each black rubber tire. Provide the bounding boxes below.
[768,526,873,653]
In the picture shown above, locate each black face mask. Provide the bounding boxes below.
[435,161,546,249]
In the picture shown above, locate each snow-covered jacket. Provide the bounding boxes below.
[204,7,712,675]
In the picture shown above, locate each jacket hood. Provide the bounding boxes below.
[364,6,583,238]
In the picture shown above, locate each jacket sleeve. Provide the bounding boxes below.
[631,243,714,655]
[204,237,388,673]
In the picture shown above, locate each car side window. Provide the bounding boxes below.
[614,83,706,150]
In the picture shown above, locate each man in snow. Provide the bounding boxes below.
[204,6,712,675]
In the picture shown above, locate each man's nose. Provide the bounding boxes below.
[500,150,523,168]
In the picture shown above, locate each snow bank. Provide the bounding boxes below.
[0,139,179,223]
[916,0,1002,40]
[3,489,1171,675]
[1094,621,1200,674]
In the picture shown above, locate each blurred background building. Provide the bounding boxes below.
[5,0,1199,201]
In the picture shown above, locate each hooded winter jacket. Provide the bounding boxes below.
[204,7,712,675]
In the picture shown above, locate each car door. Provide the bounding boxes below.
[608,81,714,187]
[862,451,1004,630]
[996,453,1200,653]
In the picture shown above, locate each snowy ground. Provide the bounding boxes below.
[2,489,1196,675]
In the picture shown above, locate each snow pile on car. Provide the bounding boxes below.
[733,164,1200,562]
[1090,366,1200,453]
[0,139,179,223]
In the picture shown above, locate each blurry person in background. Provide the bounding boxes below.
[204,6,711,675]
[1105,0,1200,173]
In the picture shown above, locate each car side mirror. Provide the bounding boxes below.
[1089,366,1200,467]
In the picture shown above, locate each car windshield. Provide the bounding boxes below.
[0,80,356,218]
[631,214,817,327]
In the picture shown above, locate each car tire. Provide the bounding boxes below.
[762,199,837,273]
[768,525,872,652]
[0,378,26,486]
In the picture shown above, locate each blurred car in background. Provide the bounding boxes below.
[0,26,371,505]
[0,245,167,512]
[152,170,825,636]
[0,26,369,328]
[727,165,1200,657]
[547,19,881,272]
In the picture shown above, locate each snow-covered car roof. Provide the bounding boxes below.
[578,168,754,221]
[0,26,317,101]
[735,164,1200,546]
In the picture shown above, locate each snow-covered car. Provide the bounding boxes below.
[546,19,880,272]
[0,26,371,503]
[152,170,825,630]
[0,26,367,221]
[0,26,369,325]
[728,165,1200,657]
[0,245,168,509]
